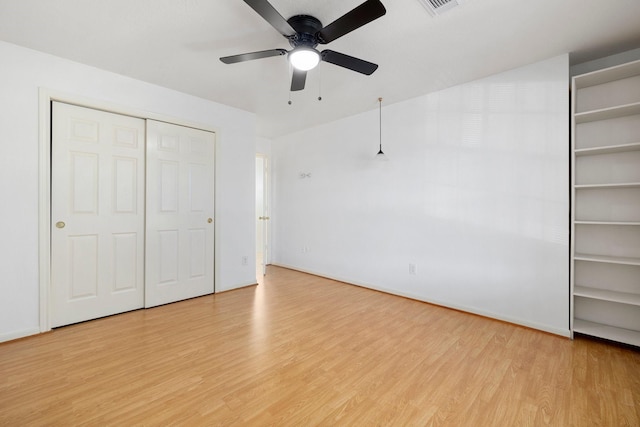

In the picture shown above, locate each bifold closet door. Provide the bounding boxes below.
[145,120,215,307]
[51,102,145,327]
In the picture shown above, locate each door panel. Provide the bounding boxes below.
[256,155,269,276]
[189,228,207,278]
[51,102,145,327]
[113,157,138,213]
[113,232,138,291]
[145,120,215,307]
[69,234,98,299]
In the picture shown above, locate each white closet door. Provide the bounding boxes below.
[145,120,215,307]
[51,102,145,327]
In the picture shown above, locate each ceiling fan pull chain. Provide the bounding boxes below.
[318,63,322,101]
[288,63,293,105]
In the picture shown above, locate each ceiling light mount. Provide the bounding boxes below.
[287,15,322,46]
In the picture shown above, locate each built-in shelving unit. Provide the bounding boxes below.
[571,59,640,347]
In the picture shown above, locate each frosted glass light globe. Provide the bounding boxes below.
[289,48,320,71]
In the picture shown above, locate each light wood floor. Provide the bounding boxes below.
[1,266,639,426]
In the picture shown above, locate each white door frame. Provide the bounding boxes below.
[38,88,220,332]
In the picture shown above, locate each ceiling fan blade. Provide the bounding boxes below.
[243,0,296,36]
[317,0,386,44]
[220,49,287,64]
[321,50,378,75]
[291,69,307,91]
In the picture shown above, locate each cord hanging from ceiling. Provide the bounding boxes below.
[375,97,388,161]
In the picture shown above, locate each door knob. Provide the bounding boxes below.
[55,221,66,229]
[207,218,213,223]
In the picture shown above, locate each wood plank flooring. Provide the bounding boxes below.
[1,266,639,426]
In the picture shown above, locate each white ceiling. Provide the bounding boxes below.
[1,0,640,138]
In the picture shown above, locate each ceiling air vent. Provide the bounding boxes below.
[418,0,465,16]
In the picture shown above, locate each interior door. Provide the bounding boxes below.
[145,120,215,307]
[256,155,269,276]
[51,102,145,327]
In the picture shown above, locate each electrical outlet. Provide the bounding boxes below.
[409,263,417,275]
[241,256,248,266]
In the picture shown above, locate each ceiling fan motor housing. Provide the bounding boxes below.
[287,15,323,48]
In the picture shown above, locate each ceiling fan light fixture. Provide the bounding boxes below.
[289,47,320,71]
[220,0,386,91]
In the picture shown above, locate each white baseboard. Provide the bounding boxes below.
[0,327,41,343]
[216,280,258,293]
[271,263,571,338]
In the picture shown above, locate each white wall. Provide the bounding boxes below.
[256,137,272,157]
[272,55,570,335]
[0,41,256,342]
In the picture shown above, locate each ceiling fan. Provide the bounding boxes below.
[220,0,387,91]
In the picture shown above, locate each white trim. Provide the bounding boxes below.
[39,88,219,133]
[272,263,572,338]
[0,327,41,344]
[217,281,259,293]
[38,89,52,333]
[38,88,220,333]
[569,75,577,340]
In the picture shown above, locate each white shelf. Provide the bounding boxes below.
[574,253,640,266]
[574,221,640,226]
[574,142,640,156]
[573,319,640,347]
[574,102,640,124]
[575,182,640,189]
[574,286,640,307]
[574,59,640,89]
